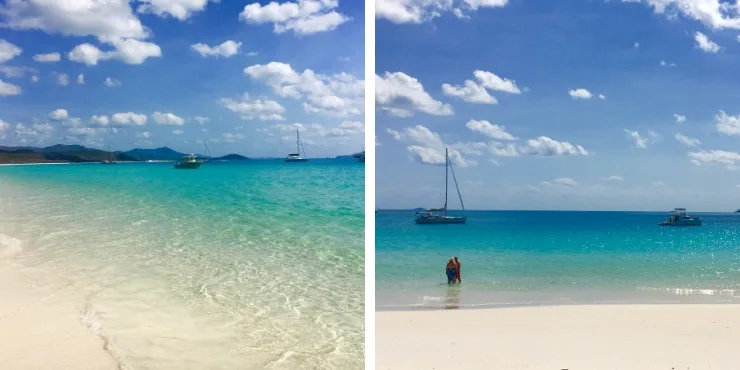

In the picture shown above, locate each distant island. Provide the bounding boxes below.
[212,154,249,161]
[0,144,363,164]
[0,145,253,164]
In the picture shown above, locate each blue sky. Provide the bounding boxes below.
[376,0,740,211]
[0,0,364,158]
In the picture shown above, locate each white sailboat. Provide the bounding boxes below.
[102,143,118,164]
[415,148,467,224]
[285,129,308,162]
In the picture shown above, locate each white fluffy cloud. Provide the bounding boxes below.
[473,70,520,94]
[542,177,578,187]
[0,66,36,78]
[77,74,85,84]
[624,129,660,148]
[376,71,452,117]
[112,112,148,126]
[675,133,701,147]
[442,70,520,104]
[695,31,721,53]
[239,0,350,35]
[0,79,21,96]
[674,113,686,123]
[387,124,476,167]
[0,119,9,138]
[219,93,286,121]
[191,40,241,58]
[465,120,516,140]
[0,0,148,39]
[602,175,624,181]
[193,116,210,124]
[442,80,496,104]
[137,0,215,20]
[625,0,740,31]
[15,122,54,142]
[68,39,162,66]
[245,62,363,117]
[569,88,593,99]
[56,73,69,86]
[377,0,508,24]
[0,39,22,63]
[689,150,740,169]
[152,112,185,126]
[33,52,60,62]
[49,109,69,121]
[104,77,121,87]
[519,136,589,156]
[172,129,183,135]
[90,115,109,126]
[716,110,740,135]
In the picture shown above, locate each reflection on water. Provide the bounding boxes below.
[444,285,461,309]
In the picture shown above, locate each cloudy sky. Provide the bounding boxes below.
[375,0,740,211]
[0,0,364,158]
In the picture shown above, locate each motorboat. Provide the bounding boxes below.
[659,208,702,226]
[174,154,202,169]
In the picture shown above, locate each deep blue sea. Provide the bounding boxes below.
[376,210,740,310]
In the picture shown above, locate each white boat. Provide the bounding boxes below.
[415,148,467,225]
[285,129,308,162]
[659,208,702,226]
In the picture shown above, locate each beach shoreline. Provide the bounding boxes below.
[0,259,119,370]
[377,304,740,370]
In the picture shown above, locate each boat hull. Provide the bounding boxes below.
[415,216,467,224]
[174,162,202,169]
[285,158,308,162]
[659,220,702,226]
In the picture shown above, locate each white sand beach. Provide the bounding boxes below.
[377,305,740,370]
[0,236,117,370]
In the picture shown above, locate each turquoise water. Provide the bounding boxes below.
[376,210,740,310]
[0,160,364,369]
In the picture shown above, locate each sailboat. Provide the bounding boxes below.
[285,129,308,162]
[415,148,467,224]
[102,144,118,164]
[202,140,212,162]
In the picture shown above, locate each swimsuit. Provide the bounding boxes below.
[446,268,457,283]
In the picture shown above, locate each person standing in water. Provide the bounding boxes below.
[445,258,457,284]
[454,256,461,283]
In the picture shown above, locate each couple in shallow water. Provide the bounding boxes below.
[445,257,461,284]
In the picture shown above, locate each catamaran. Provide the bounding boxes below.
[102,143,117,164]
[415,148,467,224]
[285,129,308,162]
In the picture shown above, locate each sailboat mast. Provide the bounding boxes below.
[444,148,448,215]
[108,143,113,162]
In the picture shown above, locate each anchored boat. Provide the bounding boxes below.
[659,208,702,226]
[415,148,467,225]
[174,154,202,169]
[285,129,308,162]
[102,144,118,164]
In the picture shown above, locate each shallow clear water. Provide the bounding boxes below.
[0,160,364,370]
[376,210,740,310]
